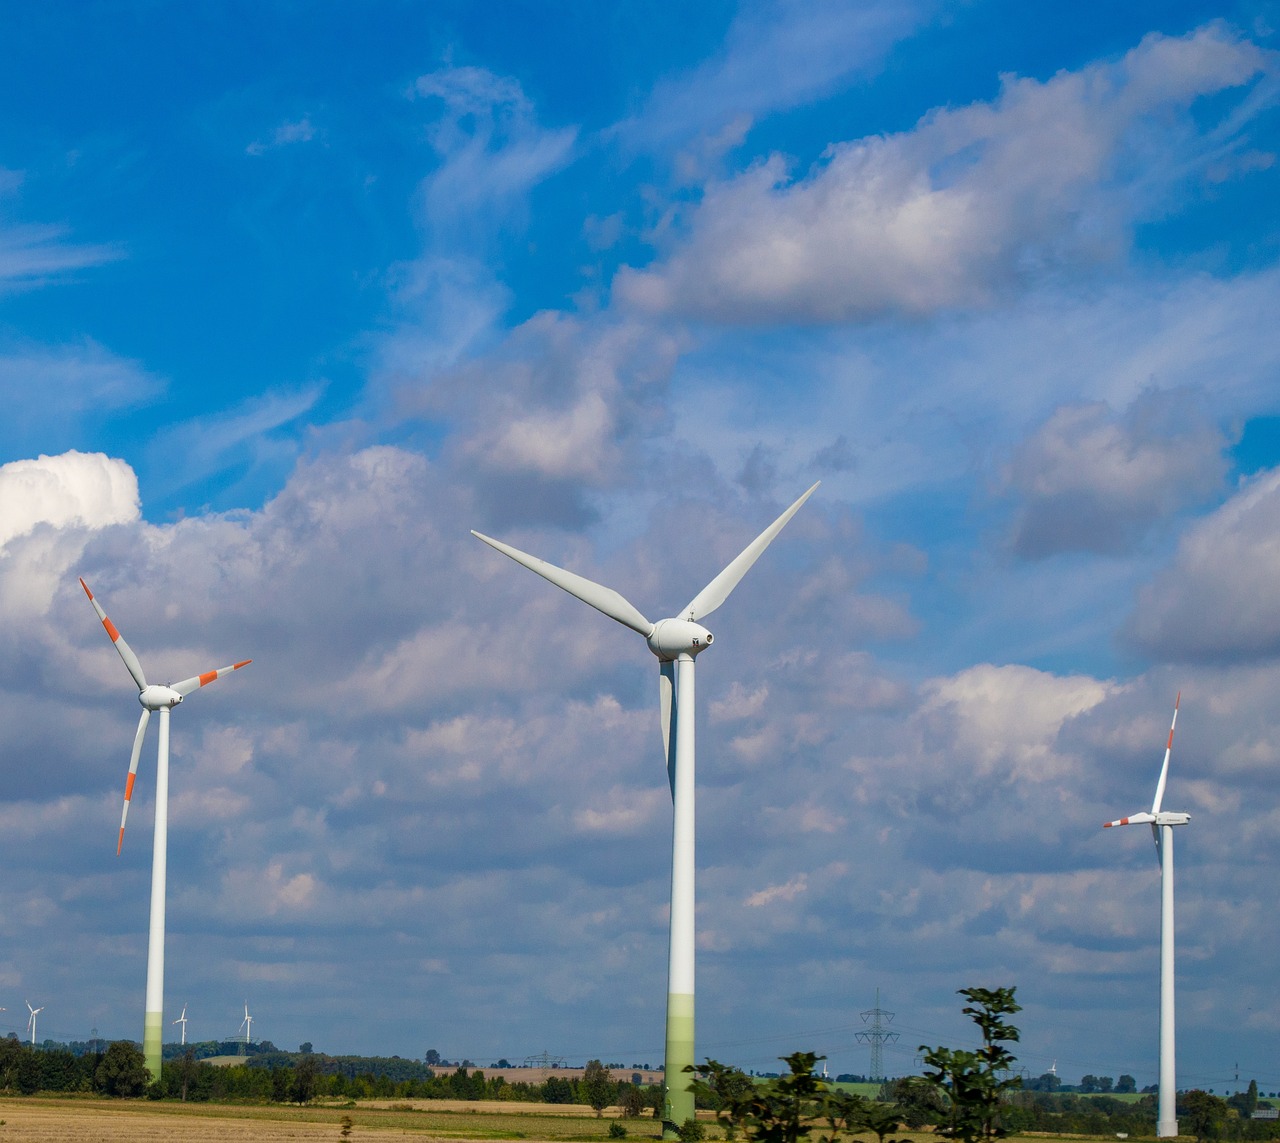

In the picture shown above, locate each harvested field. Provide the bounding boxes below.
[0,1097,675,1142]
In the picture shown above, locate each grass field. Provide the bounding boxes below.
[0,1095,1170,1142]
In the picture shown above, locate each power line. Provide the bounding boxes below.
[856,988,899,1081]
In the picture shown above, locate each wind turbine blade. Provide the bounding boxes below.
[80,579,148,691]
[1103,812,1156,828]
[682,483,819,621]
[659,660,676,800]
[471,531,654,636]
[118,708,151,854]
[1151,692,1180,815]
[173,660,252,696]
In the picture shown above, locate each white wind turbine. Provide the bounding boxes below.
[239,1002,254,1046]
[81,578,251,1081]
[473,484,818,1134]
[26,1001,44,1045]
[173,1003,189,1046]
[1104,694,1189,1139]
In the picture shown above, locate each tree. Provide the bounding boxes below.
[582,1059,616,1116]
[618,1083,647,1118]
[1115,1075,1136,1094]
[688,1051,828,1143]
[96,1040,150,1097]
[1182,1090,1230,1143]
[425,1049,441,1066]
[918,986,1022,1143]
[1228,1080,1258,1118]
[884,1076,948,1128]
[299,1042,313,1054]
[293,1054,319,1103]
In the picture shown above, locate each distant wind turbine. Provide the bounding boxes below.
[81,578,251,1081]
[1104,694,1189,1139]
[473,484,818,1135]
[239,1002,254,1046]
[26,1001,44,1045]
[173,1004,188,1045]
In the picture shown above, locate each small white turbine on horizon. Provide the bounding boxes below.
[239,1002,254,1046]
[473,484,818,1135]
[173,1004,189,1046]
[81,578,251,1082]
[1104,694,1189,1139]
[26,1001,44,1045]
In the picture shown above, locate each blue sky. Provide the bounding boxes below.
[2,0,1280,1093]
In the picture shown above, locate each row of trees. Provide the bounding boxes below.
[690,988,1280,1143]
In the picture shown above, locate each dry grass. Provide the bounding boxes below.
[0,1096,674,1142]
[0,1098,1120,1143]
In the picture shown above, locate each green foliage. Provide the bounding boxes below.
[1182,1090,1231,1142]
[689,1051,828,1143]
[678,1117,707,1142]
[918,986,1022,1143]
[618,1083,646,1118]
[609,1121,628,1138]
[884,1076,948,1128]
[582,1060,616,1116]
[96,1041,150,1097]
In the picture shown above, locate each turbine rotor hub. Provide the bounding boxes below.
[647,618,713,660]
[139,685,183,710]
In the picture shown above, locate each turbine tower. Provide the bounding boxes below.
[473,484,817,1136]
[239,1002,254,1046]
[81,578,251,1081]
[1104,694,1189,1139]
[25,1001,44,1045]
[173,1004,188,1046]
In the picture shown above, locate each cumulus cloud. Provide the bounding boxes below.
[615,24,1270,323]
[1006,391,1230,557]
[0,451,139,549]
[1128,466,1280,661]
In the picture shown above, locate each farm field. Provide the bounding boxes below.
[0,1096,1161,1142]
[0,1097,678,1142]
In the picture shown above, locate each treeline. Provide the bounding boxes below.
[0,1039,663,1111]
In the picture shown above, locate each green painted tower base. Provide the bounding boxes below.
[144,1010,164,1082]
[662,992,695,1139]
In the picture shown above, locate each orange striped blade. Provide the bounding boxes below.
[172,659,252,697]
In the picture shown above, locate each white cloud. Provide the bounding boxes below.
[1005,391,1229,558]
[0,450,139,550]
[620,0,928,160]
[1129,467,1280,661]
[615,24,1270,323]
[413,65,577,237]
[246,116,319,155]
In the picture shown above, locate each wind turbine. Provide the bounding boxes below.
[239,1002,254,1046]
[26,1001,44,1045]
[81,578,251,1081]
[1104,694,1189,1139]
[473,484,818,1135]
[173,1004,188,1046]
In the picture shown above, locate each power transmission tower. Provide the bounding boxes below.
[856,989,899,1080]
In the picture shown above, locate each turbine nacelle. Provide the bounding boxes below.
[140,685,184,711]
[647,619,713,661]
